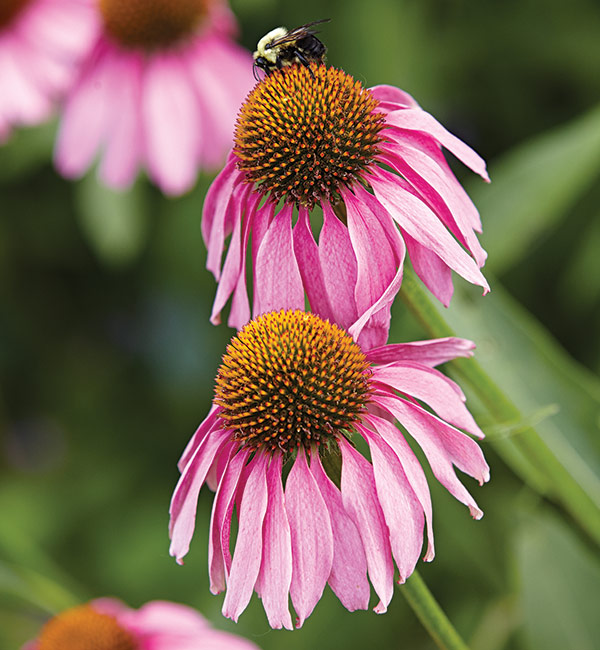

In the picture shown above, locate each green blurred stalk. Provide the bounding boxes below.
[402,571,471,650]
[400,269,600,548]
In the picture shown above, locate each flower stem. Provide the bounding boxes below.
[399,269,600,548]
[401,570,471,650]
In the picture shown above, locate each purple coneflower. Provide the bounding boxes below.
[54,0,254,195]
[169,309,489,629]
[23,599,259,650]
[203,64,490,349]
[0,0,95,141]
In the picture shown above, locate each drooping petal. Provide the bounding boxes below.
[366,337,476,368]
[343,184,406,348]
[368,167,489,293]
[256,454,293,630]
[169,427,231,563]
[374,394,490,519]
[380,140,487,265]
[319,202,359,331]
[363,412,435,561]
[222,453,269,622]
[254,204,305,317]
[210,184,250,325]
[201,152,239,258]
[293,207,334,321]
[384,108,490,181]
[286,449,334,628]
[403,231,455,306]
[208,448,245,594]
[310,453,370,611]
[339,437,394,613]
[357,423,424,582]
[177,405,220,472]
[372,362,484,438]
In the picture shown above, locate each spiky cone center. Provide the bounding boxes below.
[215,310,372,453]
[234,64,386,208]
[38,604,137,650]
[0,0,32,29]
[99,0,209,50]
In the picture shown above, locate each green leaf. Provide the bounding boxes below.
[0,121,56,182]
[469,104,600,274]
[516,511,600,650]
[74,174,148,267]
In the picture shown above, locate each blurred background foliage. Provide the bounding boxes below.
[1,0,600,648]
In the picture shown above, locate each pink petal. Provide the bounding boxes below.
[363,412,435,561]
[286,449,334,628]
[293,207,334,321]
[374,395,489,519]
[369,85,420,110]
[169,427,230,563]
[368,167,489,293]
[371,363,483,438]
[141,51,201,195]
[255,454,293,630]
[123,600,209,635]
[229,191,261,330]
[366,337,476,367]
[310,453,370,612]
[384,109,490,181]
[379,142,487,266]
[403,231,454,306]
[343,185,406,348]
[98,49,144,189]
[210,184,249,325]
[222,453,269,622]
[253,204,305,317]
[358,423,424,582]
[202,152,239,259]
[319,202,359,330]
[208,447,245,594]
[54,40,113,178]
[339,437,394,613]
[177,405,221,472]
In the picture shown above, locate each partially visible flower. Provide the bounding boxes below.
[0,0,95,141]
[203,64,490,349]
[54,0,254,195]
[23,598,259,650]
[169,309,489,629]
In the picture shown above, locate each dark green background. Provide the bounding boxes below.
[1,0,600,648]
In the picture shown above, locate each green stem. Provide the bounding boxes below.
[401,570,471,650]
[400,270,600,548]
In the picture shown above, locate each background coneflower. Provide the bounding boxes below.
[54,0,254,195]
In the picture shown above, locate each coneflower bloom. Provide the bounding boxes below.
[169,309,489,629]
[54,0,254,195]
[203,64,490,349]
[0,0,95,141]
[23,599,259,650]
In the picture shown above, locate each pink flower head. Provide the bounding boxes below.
[23,598,260,650]
[54,0,254,195]
[203,64,490,350]
[0,0,95,141]
[169,309,490,629]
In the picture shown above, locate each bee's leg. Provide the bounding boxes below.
[295,50,315,78]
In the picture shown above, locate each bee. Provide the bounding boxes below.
[253,19,330,80]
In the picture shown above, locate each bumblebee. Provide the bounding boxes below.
[253,19,330,80]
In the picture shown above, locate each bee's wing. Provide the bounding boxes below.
[268,19,330,47]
